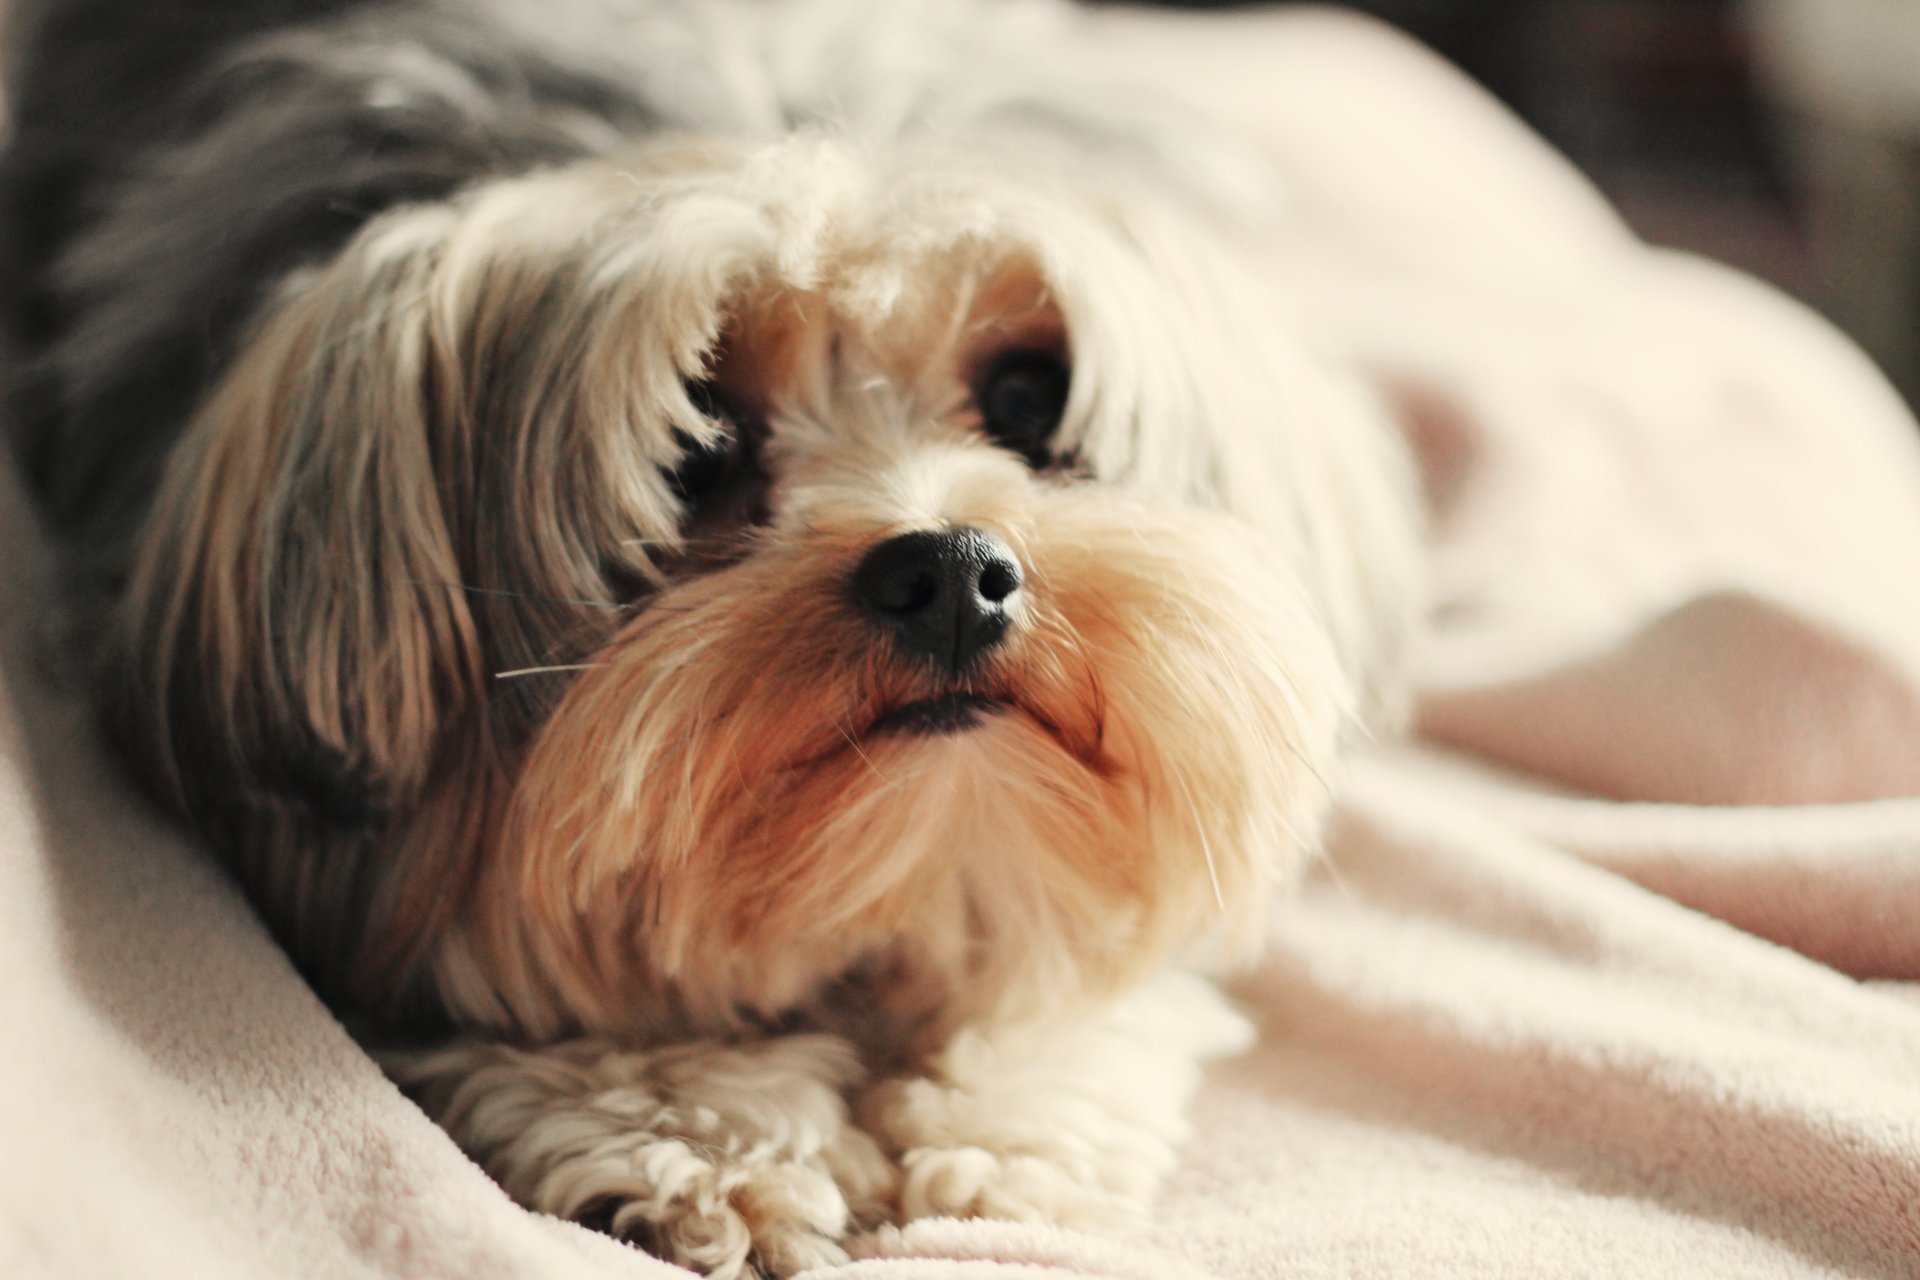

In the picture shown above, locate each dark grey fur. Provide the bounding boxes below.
[0,0,1246,1020]
[2,0,1214,556]
[4,0,650,548]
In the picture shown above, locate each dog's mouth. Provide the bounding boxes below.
[869,692,1010,737]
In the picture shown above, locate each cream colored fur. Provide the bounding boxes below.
[391,974,1250,1279]
[116,75,1418,1280]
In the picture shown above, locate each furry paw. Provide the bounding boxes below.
[388,1035,895,1280]
[858,974,1253,1228]
[861,1065,1163,1228]
[893,1142,1131,1226]
[578,1123,872,1279]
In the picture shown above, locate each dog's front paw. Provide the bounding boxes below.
[388,1035,895,1280]
[860,1062,1171,1228]
[891,1141,1129,1226]
[574,1120,875,1278]
[858,977,1251,1228]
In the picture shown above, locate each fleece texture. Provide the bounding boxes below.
[8,8,1920,1279]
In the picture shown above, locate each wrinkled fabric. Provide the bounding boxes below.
[8,9,1920,1280]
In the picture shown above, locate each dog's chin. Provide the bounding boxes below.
[860,690,1104,787]
[869,692,1009,738]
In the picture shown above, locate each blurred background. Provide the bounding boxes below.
[1163,0,1920,409]
[8,1,1915,404]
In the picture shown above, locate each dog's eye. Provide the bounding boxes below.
[978,349,1070,465]
[668,382,747,506]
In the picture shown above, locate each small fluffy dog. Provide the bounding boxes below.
[4,0,1418,1274]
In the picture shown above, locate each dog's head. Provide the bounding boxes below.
[112,136,1416,1039]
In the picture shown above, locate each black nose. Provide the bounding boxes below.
[851,528,1023,674]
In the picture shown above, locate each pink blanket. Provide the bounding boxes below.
[9,9,1920,1279]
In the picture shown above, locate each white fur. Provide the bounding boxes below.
[389,1035,894,1278]
[103,7,1423,1277]
[389,973,1250,1279]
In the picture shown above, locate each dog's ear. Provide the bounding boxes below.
[116,209,483,829]
[1049,200,1423,729]
[105,167,739,1010]
[106,206,491,987]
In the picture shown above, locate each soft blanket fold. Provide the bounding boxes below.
[9,8,1920,1280]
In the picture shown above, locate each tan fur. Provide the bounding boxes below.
[471,476,1345,1040]
[112,133,1421,1275]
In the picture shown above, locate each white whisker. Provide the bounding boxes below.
[1174,770,1226,913]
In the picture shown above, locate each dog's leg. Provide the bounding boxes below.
[856,971,1253,1226]
[386,1034,894,1280]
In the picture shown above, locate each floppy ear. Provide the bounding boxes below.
[1045,197,1423,729]
[105,160,757,1013]
[113,150,798,834]
[107,203,489,991]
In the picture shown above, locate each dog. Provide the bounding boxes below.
[2,1,1420,1274]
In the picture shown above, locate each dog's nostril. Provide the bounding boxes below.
[977,559,1021,605]
[852,528,1023,674]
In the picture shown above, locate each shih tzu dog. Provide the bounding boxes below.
[4,0,1419,1275]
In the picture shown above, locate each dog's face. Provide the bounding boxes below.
[114,136,1412,1040]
